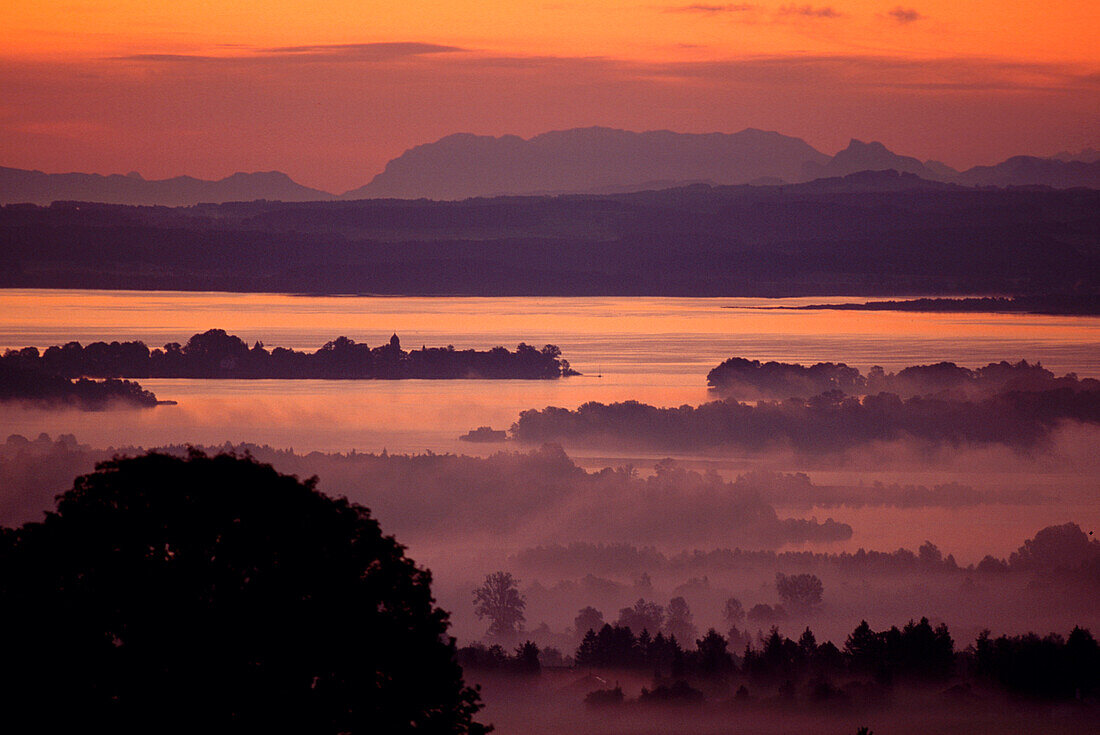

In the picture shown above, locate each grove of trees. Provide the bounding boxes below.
[462,614,1099,705]
[2,330,577,380]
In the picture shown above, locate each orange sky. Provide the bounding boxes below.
[2,1,1098,191]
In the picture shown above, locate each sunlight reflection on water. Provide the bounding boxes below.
[1,289,1098,454]
[1,289,1098,567]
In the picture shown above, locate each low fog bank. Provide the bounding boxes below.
[508,388,1100,456]
[2,435,1097,734]
[0,362,160,410]
[479,678,1096,735]
[0,434,848,549]
[707,357,1099,402]
[458,582,1097,733]
[2,435,1095,646]
[501,524,1098,646]
[468,651,1097,735]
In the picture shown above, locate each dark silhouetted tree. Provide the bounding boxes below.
[695,629,734,675]
[665,596,698,643]
[1009,522,1100,570]
[473,571,527,640]
[0,451,488,734]
[723,597,746,626]
[776,572,824,610]
[617,598,665,634]
[574,606,604,637]
[513,641,541,674]
[798,627,818,659]
[747,602,787,624]
[846,620,884,674]
[918,540,943,565]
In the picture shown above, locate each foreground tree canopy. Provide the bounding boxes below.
[0,451,488,734]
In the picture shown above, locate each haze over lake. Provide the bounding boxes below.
[4,289,1098,453]
[3,288,1097,566]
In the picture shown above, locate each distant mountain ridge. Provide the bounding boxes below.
[954,156,1100,188]
[343,127,830,200]
[1050,148,1100,164]
[2,129,1098,205]
[804,139,945,180]
[0,167,333,207]
[347,129,1100,199]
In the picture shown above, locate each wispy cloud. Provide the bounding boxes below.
[116,53,222,63]
[261,42,465,59]
[777,4,843,18]
[887,7,924,24]
[635,54,1097,92]
[666,3,756,12]
[112,42,466,64]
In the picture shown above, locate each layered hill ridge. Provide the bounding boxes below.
[0,167,333,207]
[804,139,949,181]
[348,132,1100,199]
[3,179,1096,297]
[954,156,1100,188]
[2,129,1098,205]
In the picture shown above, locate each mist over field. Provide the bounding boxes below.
[3,430,1096,733]
[4,432,1095,647]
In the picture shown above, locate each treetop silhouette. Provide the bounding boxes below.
[0,450,488,734]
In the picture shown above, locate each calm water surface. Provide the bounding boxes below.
[2,289,1098,454]
[2,289,1097,560]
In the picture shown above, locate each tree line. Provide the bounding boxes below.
[461,618,1098,705]
[510,387,1100,452]
[462,570,1098,705]
[2,329,577,380]
[514,523,1100,579]
[3,187,1098,297]
[706,357,1098,401]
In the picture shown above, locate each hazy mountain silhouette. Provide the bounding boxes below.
[805,140,1100,189]
[802,139,951,181]
[6,129,1098,205]
[343,127,830,200]
[803,140,1100,189]
[345,129,1100,199]
[1049,148,1100,164]
[955,156,1100,188]
[781,169,959,193]
[0,167,334,206]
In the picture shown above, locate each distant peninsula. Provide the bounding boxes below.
[0,362,161,410]
[2,330,579,380]
[762,295,1100,316]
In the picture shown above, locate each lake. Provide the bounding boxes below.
[2,288,1098,454]
[1,288,1097,562]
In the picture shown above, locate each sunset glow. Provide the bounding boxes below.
[3,1,1097,190]
[2,3,1099,732]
